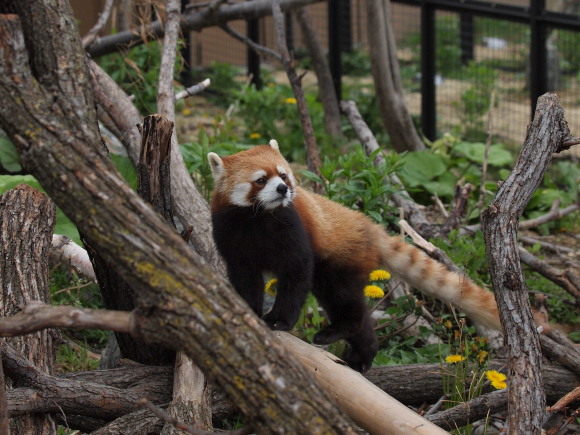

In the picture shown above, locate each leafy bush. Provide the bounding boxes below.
[302,147,403,224]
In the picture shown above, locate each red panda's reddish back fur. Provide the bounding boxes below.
[208,142,553,371]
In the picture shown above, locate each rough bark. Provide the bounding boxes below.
[87,0,324,58]
[3,356,575,429]
[426,390,507,431]
[481,93,577,434]
[365,0,426,152]
[0,185,56,434]
[154,0,213,428]
[295,7,343,138]
[0,4,357,433]
[0,352,8,434]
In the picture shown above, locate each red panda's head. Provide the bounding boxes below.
[208,139,296,211]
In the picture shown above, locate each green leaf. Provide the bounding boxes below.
[454,142,513,166]
[0,136,22,172]
[398,151,447,187]
[110,154,137,190]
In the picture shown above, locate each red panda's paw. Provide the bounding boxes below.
[262,312,295,331]
[312,324,351,345]
[342,348,374,373]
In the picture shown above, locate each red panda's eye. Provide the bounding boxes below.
[280,173,287,180]
[255,177,266,185]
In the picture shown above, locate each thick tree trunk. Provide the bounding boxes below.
[481,93,577,434]
[0,3,357,433]
[0,185,56,434]
[366,0,426,152]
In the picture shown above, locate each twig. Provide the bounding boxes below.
[398,219,466,276]
[478,91,496,210]
[271,0,323,192]
[462,201,579,234]
[0,301,135,337]
[220,23,282,61]
[518,235,575,255]
[519,201,579,230]
[518,247,580,303]
[82,0,114,49]
[175,78,211,101]
[548,386,580,413]
[424,394,450,417]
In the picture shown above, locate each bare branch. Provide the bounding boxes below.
[519,200,579,230]
[272,0,323,190]
[175,78,212,101]
[519,247,580,303]
[426,390,507,431]
[82,0,114,48]
[548,386,580,413]
[139,398,199,434]
[0,301,134,337]
[157,0,182,120]
[220,24,282,61]
[481,93,572,432]
[340,100,436,236]
[87,0,324,58]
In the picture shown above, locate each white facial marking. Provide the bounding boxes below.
[252,170,267,181]
[258,176,292,210]
[230,182,252,207]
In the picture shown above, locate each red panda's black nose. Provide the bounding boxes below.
[277,183,288,195]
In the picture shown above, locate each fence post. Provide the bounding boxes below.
[247,17,262,89]
[421,2,436,141]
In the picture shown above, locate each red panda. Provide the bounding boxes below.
[208,140,545,372]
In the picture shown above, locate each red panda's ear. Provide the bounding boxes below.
[268,139,279,151]
[207,152,224,179]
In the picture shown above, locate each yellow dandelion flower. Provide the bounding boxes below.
[478,350,489,364]
[445,354,466,364]
[486,370,507,389]
[249,132,261,139]
[285,97,297,104]
[364,285,385,299]
[444,320,453,329]
[182,108,191,116]
[264,278,278,296]
[369,269,391,281]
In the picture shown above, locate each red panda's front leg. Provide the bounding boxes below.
[262,264,313,331]
[226,263,265,317]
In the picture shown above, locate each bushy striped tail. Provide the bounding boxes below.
[374,229,502,331]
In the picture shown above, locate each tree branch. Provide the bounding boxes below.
[340,100,436,236]
[0,301,134,337]
[87,0,324,58]
[175,78,211,101]
[481,93,578,433]
[82,0,114,48]
[426,390,507,431]
[271,0,323,191]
